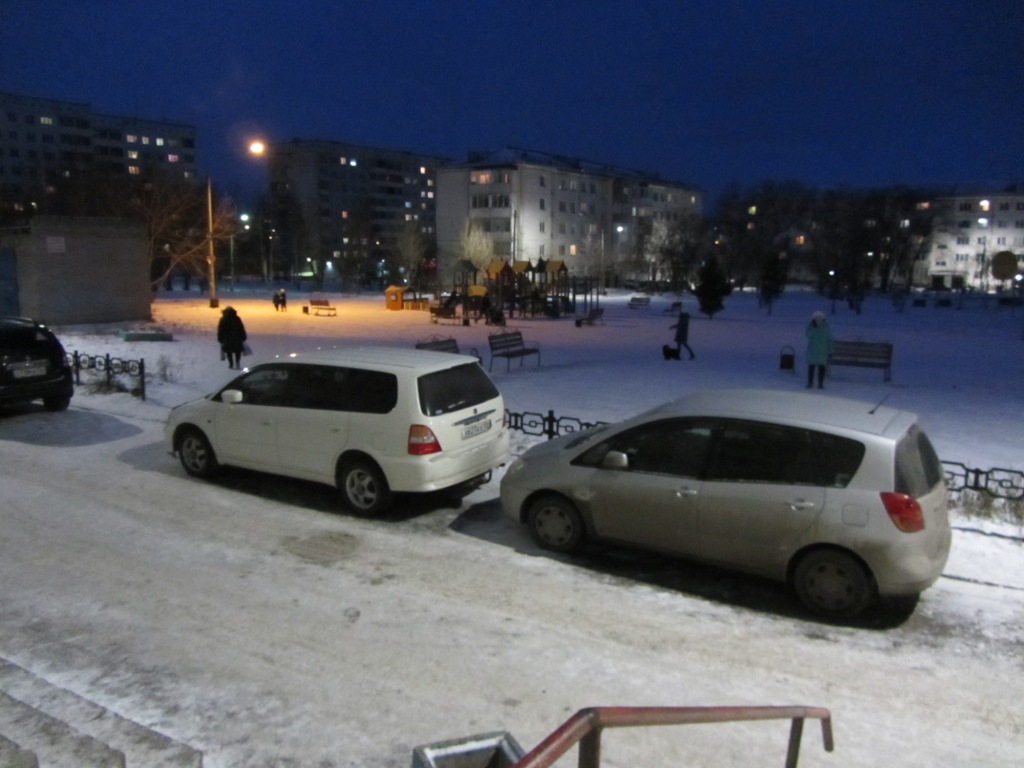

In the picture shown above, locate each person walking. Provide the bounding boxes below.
[277,288,287,311]
[668,310,695,360]
[805,310,833,388]
[217,306,247,370]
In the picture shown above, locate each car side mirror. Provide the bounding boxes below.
[601,450,630,470]
[220,389,243,404]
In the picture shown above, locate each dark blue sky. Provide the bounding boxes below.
[3,0,1022,207]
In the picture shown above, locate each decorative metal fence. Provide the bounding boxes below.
[505,409,1024,501]
[68,351,147,401]
[941,462,1024,500]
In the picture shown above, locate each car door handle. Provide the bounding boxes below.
[676,486,698,498]
[788,499,816,511]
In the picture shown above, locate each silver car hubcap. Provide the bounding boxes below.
[536,506,575,546]
[346,470,377,509]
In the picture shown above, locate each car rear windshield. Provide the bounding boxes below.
[418,363,500,416]
[0,324,55,351]
[894,425,945,496]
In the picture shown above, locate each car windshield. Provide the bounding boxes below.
[894,425,944,496]
[418,363,499,416]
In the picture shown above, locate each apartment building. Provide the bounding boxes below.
[264,139,446,283]
[436,146,702,281]
[926,188,1024,289]
[0,92,196,221]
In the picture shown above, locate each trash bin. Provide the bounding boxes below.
[779,344,795,372]
[386,285,406,311]
[412,731,525,768]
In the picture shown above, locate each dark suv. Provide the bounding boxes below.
[0,316,74,411]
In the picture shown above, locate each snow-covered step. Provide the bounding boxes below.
[0,659,202,767]
[0,731,39,768]
[0,689,123,767]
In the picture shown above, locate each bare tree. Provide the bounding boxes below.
[459,220,495,270]
[116,174,238,292]
[394,219,427,290]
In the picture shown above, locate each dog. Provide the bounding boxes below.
[662,344,681,360]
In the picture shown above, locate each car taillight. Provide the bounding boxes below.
[880,492,925,532]
[408,425,442,455]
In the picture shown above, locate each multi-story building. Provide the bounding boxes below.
[925,187,1024,290]
[436,147,701,283]
[264,139,446,285]
[0,91,196,221]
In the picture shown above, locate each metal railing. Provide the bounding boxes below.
[505,409,1024,501]
[512,705,833,768]
[68,351,147,401]
[942,461,1024,500]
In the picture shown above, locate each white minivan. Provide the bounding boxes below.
[166,347,508,514]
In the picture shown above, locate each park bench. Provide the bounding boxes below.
[628,296,651,310]
[829,340,893,382]
[303,298,337,316]
[575,307,605,327]
[663,300,682,314]
[487,330,540,372]
[415,335,481,361]
[429,304,459,324]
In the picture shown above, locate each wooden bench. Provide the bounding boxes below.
[303,298,337,316]
[575,307,604,327]
[628,296,651,309]
[429,304,459,324]
[415,335,481,361]
[829,340,893,382]
[487,331,540,371]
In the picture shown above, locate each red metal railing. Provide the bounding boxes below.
[512,705,834,768]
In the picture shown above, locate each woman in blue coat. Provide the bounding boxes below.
[805,311,833,388]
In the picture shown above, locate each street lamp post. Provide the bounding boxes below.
[207,177,218,309]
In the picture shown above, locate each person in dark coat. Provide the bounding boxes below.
[805,310,834,388]
[277,288,287,311]
[217,306,247,369]
[664,310,695,360]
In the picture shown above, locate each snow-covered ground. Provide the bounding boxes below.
[1,286,1022,766]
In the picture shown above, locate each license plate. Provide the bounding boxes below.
[12,362,47,379]
[462,419,492,439]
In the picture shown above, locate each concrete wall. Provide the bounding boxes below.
[1,216,151,325]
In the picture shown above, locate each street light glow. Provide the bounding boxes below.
[249,140,266,156]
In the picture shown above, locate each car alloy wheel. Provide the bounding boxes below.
[177,428,220,479]
[340,460,391,515]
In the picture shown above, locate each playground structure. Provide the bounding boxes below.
[434,258,601,324]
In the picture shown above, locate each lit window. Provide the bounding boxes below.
[341,211,348,219]
[167,154,179,163]
[349,158,357,167]
[126,134,137,143]
[747,205,757,215]
[339,156,347,164]
[128,150,139,159]
[979,200,990,212]
[420,166,427,174]
[40,116,53,125]
[128,166,140,175]
[141,136,150,145]
[156,138,165,146]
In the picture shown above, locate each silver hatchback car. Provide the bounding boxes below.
[501,389,951,619]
